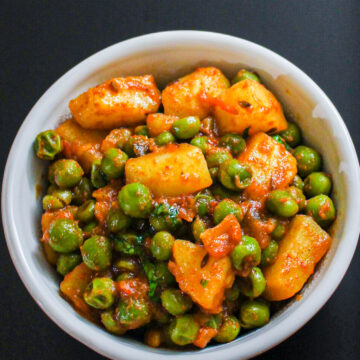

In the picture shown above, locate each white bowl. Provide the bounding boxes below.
[2,31,360,360]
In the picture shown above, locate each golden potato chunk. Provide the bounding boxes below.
[169,240,235,313]
[60,263,94,315]
[69,75,161,130]
[214,79,287,135]
[263,215,332,301]
[43,242,59,265]
[162,67,230,119]
[146,113,178,137]
[55,119,107,172]
[125,143,212,197]
[200,214,242,258]
[238,132,297,200]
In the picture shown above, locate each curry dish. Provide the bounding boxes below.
[34,67,336,348]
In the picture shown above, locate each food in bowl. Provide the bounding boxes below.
[34,66,336,349]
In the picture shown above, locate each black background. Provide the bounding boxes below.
[1,1,359,359]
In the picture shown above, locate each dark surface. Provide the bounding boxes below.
[1,1,359,359]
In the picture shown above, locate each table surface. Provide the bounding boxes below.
[1,1,359,359]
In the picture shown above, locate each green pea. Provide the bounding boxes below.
[83,277,116,309]
[293,145,322,177]
[113,257,139,273]
[116,297,151,329]
[51,189,72,205]
[194,191,214,217]
[155,131,175,146]
[113,232,143,256]
[123,135,150,158]
[101,310,127,335]
[261,240,279,267]
[232,69,260,84]
[291,175,304,190]
[192,216,209,243]
[90,160,107,189]
[34,130,62,160]
[168,315,199,346]
[49,159,84,188]
[271,135,292,151]
[211,184,235,200]
[71,177,93,205]
[149,203,182,232]
[219,159,252,191]
[42,195,64,211]
[47,184,59,193]
[230,235,261,271]
[118,183,153,218]
[220,134,246,156]
[287,186,306,210]
[106,206,131,233]
[82,221,98,234]
[213,199,243,224]
[207,151,232,183]
[116,272,135,281]
[239,266,266,298]
[155,262,176,287]
[271,221,286,241]
[145,328,164,348]
[266,189,299,217]
[115,128,132,150]
[206,151,232,169]
[77,200,95,223]
[211,315,224,330]
[162,326,175,347]
[279,122,302,147]
[161,289,193,316]
[304,194,336,228]
[171,116,201,139]
[101,148,128,179]
[196,313,223,330]
[81,236,112,270]
[190,136,209,153]
[151,303,171,325]
[240,300,270,328]
[304,172,332,197]
[56,253,82,276]
[225,281,241,302]
[214,316,241,343]
[49,218,83,253]
[151,231,175,261]
[134,125,149,137]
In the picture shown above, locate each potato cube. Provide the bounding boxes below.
[214,79,288,135]
[125,143,212,197]
[55,119,107,172]
[162,67,230,119]
[263,215,332,301]
[169,240,235,313]
[69,75,161,130]
[146,113,178,137]
[200,214,242,258]
[60,263,94,314]
[238,132,297,200]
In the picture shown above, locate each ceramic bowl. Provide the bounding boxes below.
[2,31,360,360]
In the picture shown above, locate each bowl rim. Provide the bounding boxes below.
[2,30,360,360]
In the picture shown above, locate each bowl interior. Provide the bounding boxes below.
[3,32,359,360]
